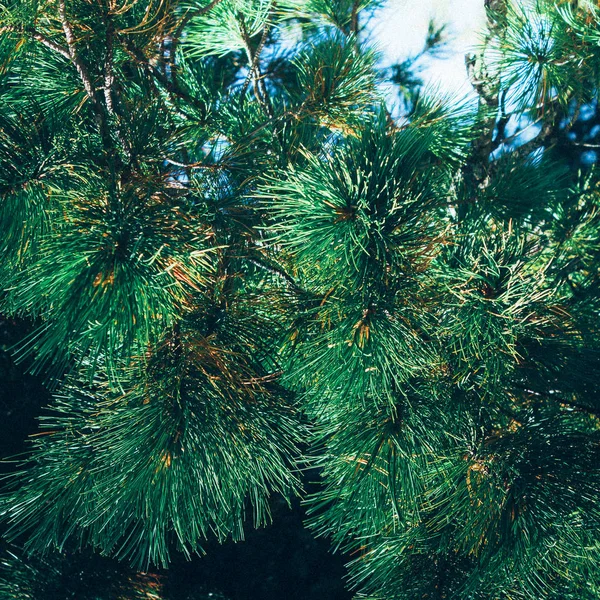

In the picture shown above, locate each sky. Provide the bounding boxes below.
[369,0,487,98]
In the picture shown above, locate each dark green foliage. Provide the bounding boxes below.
[2,307,302,568]
[264,116,450,285]
[0,545,164,599]
[435,227,555,392]
[185,0,274,57]
[2,0,600,598]
[291,34,379,127]
[4,181,213,377]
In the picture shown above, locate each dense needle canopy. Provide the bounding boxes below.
[2,0,600,599]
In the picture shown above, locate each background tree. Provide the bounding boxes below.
[1,0,600,598]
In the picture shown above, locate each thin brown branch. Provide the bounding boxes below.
[511,117,558,158]
[350,0,360,36]
[58,0,96,101]
[162,0,228,92]
[239,16,273,117]
[31,31,71,60]
[0,25,71,60]
[164,158,228,170]
[103,15,116,115]
[246,256,305,294]
[254,29,273,116]
[100,7,132,157]
[462,2,509,186]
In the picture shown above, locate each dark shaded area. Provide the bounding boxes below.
[0,316,351,600]
[163,494,350,600]
[0,317,50,467]
[559,100,600,168]
[0,542,164,600]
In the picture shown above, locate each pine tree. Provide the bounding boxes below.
[2,0,600,598]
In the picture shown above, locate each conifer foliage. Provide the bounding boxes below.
[2,0,600,598]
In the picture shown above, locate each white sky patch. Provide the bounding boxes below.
[368,0,487,96]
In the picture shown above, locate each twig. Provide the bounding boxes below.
[0,25,70,61]
[58,0,96,102]
[164,0,227,91]
[511,117,557,158]
[349,0,360,37]
[164,158,228,170]
[246,256,305,294]
[31,31,71,60]
[5,12,120,152]
[240,15,273,117]
[103,14,116,115]
[570,141,600,148]
[100,6,131,157]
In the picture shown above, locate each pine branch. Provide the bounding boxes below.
[349,0,360,37]
[102,12,116,115]
[120,35,208,118]
[98,6,132,159]
[2,18,120,153]
[2,2,600,595]
[245,255,306,294]
[463,0,509,184]
[58,0,96,103]
[239,15,273,118]
[163,158,227,169]
[172,0,227,42]
[0,25,70,60]
[55,0,130,158]
[30,30,71,60]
